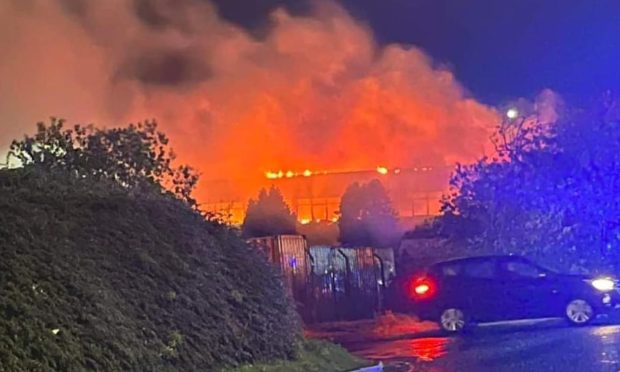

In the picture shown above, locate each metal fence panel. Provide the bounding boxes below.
[249,237,396,323]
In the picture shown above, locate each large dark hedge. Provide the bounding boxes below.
[0,168,300,371]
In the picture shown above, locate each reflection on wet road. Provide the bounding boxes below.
[355,337,450,362]
[346,319,620,371]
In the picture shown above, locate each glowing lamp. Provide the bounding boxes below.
[506,108,519,119]
[303,169,312,177]
[377,166,389,175]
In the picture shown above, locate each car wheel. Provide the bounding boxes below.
[565,299,594,325]
[440,308,467,333]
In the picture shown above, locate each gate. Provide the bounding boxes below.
[247,236,396,323]
[306,246,394,322]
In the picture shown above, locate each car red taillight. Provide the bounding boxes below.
[414,283,431,295]
[409,276,436,300]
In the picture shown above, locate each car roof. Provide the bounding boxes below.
[429,254,526,268]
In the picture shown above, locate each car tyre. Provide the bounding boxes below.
[439,307,467,333]
[565,299,594,325]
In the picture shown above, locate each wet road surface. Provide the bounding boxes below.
[346,319,620,371]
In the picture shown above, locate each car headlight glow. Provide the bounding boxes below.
[591,277,615,292]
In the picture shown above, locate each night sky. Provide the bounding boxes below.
[212,0,620,105]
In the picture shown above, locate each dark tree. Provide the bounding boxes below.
[338,179,399,248]
[241,186,297,238]
[8,118,199,205]
[441,95,620,272]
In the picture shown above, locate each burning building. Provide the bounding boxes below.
[201,164,453,226]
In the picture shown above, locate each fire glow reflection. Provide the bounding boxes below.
[355,337,450,363]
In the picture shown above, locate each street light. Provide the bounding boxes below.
[506,108,519,120]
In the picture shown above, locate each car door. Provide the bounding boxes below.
[498,257,555,319]
[457,258,508,322]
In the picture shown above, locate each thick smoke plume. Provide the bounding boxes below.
[0,0,498,202]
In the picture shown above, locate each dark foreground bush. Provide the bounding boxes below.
[0,168,300,371]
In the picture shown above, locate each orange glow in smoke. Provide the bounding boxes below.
[0,0,500,226]
[264,167,444,180]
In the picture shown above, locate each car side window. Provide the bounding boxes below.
[462,260,496,279]
[502,260,544,279]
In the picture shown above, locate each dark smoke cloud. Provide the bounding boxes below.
[0,0,500,204]
[120,49,212,87]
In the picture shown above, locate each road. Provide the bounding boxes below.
[345,319,620,372]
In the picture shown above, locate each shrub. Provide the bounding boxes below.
[0,168,300,371]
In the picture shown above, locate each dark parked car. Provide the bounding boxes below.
[388,255,620,332]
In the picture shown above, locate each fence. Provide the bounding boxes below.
[306,246,395,322]
[247,235,396,323]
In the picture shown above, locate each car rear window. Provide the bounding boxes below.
[462,260,496,279]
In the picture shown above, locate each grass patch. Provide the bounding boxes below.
[222,340,370,372]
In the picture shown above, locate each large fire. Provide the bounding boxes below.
[204,165,453,225]
[0,0,499,223]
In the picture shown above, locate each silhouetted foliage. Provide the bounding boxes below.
[242,187,297,238]
[402,218,449,240]
[338,179,399,248]
[0,168,300,371]
[441,95,620,272]
[8,118,199,206]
